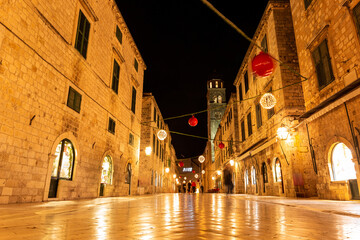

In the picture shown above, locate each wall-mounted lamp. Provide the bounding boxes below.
[165,167,170,173]
[145,147,152,156]
[229,159,234,166]
[277,126,289,140]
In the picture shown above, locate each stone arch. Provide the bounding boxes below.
[43,132,80,201]
[100,150,114,185]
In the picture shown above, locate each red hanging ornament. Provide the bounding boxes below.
[179,176,182,179]
[178,161,184,167]
[188,115,198,127]
[218,142,225,149]
[192,170,195,173]
[251,52,274,77]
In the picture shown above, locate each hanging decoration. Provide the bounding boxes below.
[157,129,167,141]
[251,52,275,77]
[178,161,184,167]
[202,170,205,174]
[192,170,195,173]
[218,142,225,149]
[195,174,199,179]
[188,115,198,127]
[198,155,205,163]
[260,93,277,109]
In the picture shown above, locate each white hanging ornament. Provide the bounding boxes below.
[198,155,205,163]
[260,93,277,109]
[157,130,167,141]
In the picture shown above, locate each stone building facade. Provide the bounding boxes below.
[0,0,145,203]
[289,0,360,200]
[139,93,178,194]
[232,0,305,197]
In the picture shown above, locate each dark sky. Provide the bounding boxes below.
[115,0,269,158]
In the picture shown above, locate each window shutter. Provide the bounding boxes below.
[131,87,136,113]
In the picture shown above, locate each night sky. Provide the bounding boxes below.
[115,0,269,158]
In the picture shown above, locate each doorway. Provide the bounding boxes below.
[48,139,75,198]
[126,163,132,195]
[274,158,284,194]
[262,162,268,193]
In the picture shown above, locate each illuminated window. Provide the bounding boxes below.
[215,81,218,88]
[209,82,212,88]
[330,143,356,181]
[52,139,75,180]
[218,95,222,103]
[251,166,256,185]
[244,169,249,186]
[274,159,282,182]
[101,155,113,184]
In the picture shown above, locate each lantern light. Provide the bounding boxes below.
[145,147,152,156]
[230,159,234,166]
[217,170,221,175]
[178,161,184,167]
[188,115,198,127]
[184,177,187,180]
[277,126,289,140]
[260,93,277,110]
[198,155,205,163]
[157,130,167,141]
[212,176,215,180]
[165,167,170,173]
[183,180,186,184]
[173,174,177,179]
[218,142,225,149]
[202,170,205,174]
[251,51,275,77]
[195,174,199,179]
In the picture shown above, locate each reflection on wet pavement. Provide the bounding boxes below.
[0,194,360,239]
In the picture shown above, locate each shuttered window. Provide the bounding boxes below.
[131,87,136,113]
[239,83,243,101]
[353,3,360,38]
[116,26,123,44]
[108,118,116,134]
[247,112,252,136]
[67,87,82,113]
[244,71,249,93]
[312,40,334,89]
[112,60,120,94]
[134,58,139,72]
[75,10,90,58]
[261,35,268,53]
[241,120,246,141]
[304,0,313,10]
[256,104,262,128]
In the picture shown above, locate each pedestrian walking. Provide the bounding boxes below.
[187,181,191,193]
[224,169,233,194]
[191,181,196,193]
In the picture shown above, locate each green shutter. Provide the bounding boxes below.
[244,71,249,93]
[75,11,90,58]
[112,60,120,93]
[131,87,136,113]
[116,26,123,44]
[134,58,138,72]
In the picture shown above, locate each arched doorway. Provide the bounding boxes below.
[330,142,359,199]
[126,163,132,195]
[262,162,268,193]
[48,139,75,198]
[244,169,249,193]
[251,166,257,193]
[274,158,284,194]
[100,155,113,196]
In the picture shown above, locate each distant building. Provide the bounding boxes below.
[139,93,177,194]
[0,0,145,203]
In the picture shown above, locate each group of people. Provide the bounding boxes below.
[179,181,204,193]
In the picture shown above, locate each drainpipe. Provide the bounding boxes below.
[306,124,318,174]
[344,103,360,164]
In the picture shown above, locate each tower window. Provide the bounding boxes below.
[209,82,213,88]
[215,81,218,88]
[218,95,222,103]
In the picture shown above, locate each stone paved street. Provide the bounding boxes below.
[1,194,360,239]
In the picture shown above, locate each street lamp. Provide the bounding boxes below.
[202,170,205,174]
[198,155,205,163]
[230,159,234,166]
[217,170,221,175]
[165,167,170,173]
[277,126,289,140]
[173,174,177,179]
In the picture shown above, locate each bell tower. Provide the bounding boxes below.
[207,78,226,163]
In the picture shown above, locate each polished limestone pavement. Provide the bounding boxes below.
[1,193,360,239]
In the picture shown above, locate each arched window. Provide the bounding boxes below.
[214,97,218,103]
[330,142,356,181]
[218,95,222,103]
[215,81,219,88]
[101,155,113,184]
[52,139,75,180]
[244,169,249,186]
[251,166,256,185]
[274,159,282,182]
[262,162,268,183]
[209,82,212,88]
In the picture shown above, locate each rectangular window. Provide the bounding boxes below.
[75,10,90,58]
[131,87,136,113]
[247,112,252,136]
[116,26,123,44]
[157,115,160,128]
[67,87,82,113]
[153,107,157,122]
[153,134,155,151]
[129,133,134,146]
[156,139,159,156]
[241,119,246,141]
[111,60,120,94]
[256,104,262,128]
[261,35,268,53]
[312,40,334,89]
[134,58,139,72]
[244,71,249,93]
[108,118,115,134]
[354,3,360,37]
[304,0,313,9]
[239,83,243,101]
